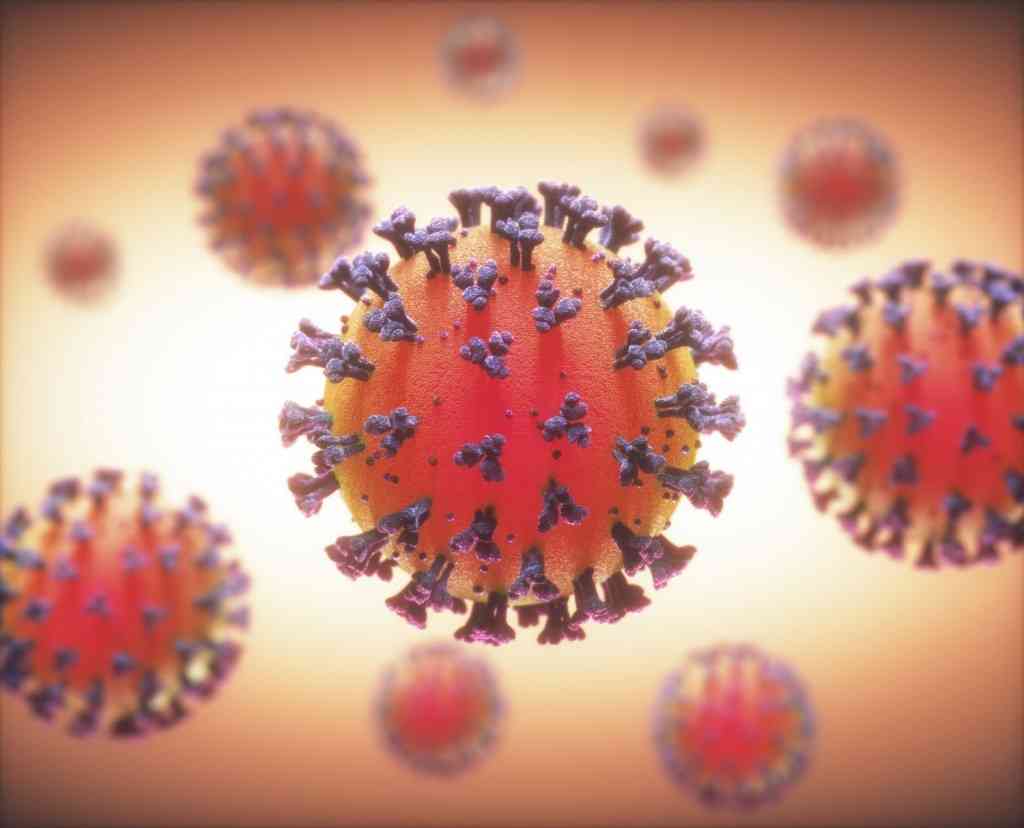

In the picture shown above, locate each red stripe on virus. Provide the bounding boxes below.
[280,182,745,645]
[440,17,520,101]
[788,259,1024,567]
[0,471,249,738]
[45,221,117,303]
[637,105,704,177]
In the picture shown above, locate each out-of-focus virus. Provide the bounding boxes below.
[195,107,372,287]
[652,644,815,808]
[376,642,502,775]
[0,470,249,737]
[788,259,1023,567]
[440,16,520,100]
[779,118,899,248]
[637,105,704,177]
[45,221,117,303]
[280,181,745,645]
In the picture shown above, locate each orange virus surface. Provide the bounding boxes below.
[45,221,117,303]
[637,105,704,177]
[439,17,520,100]
[788,259,1024,567]
[0,471,249,737]
[280,182,745,645]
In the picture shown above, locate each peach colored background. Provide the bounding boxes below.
[2,2,1021,826]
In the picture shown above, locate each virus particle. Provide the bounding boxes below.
[0,470,249,738]
[45,221,117,303]
[637,105,704,177]
[280,181,745,645]
[788,259,1024,567]
[376,642,502,775]
[195,107,371,287]
[439,16,520,101]
[779,118,899,248]
[652,644,815,809]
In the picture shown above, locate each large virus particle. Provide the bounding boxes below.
[439,16,520,101]
[45,220,117,303]
[280,181,745,645]
[652,644,815,809]
[195,107,372,287]
[779,118,899,248]
[788,259,1024,567]
[637,105,704,177]
[376,642,502,776]
[0,470,249,737]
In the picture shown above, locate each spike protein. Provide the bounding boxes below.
[195,108,372,287]
[637,105,704,177]
[439,16,520,100]
[0,470,249,738]
[652,644,815,809]
[788,259,1024,567]
[376,642,502,775]
[779,118,899,248]
[280,181,745,645]
[45,221,117,303]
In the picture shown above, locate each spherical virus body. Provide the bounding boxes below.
[195,107,371,287]
[637,105,704,177]
[439,16,520,101]
[45,221,117,303]
[0,470,249,737]
[280,181,745,646]
[788,259,1024,567]
[376,642,502,775]
[780,118,899,248]
[652,644,815,809]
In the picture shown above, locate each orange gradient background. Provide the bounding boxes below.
[1,2,1021,827]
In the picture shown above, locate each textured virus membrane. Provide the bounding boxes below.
[652,644,814,809]
[0,471,249,738]
[637,105,704,177]
[439,16,520,100]
[281,181,745,646]
[788,259,1024,567]
[195,107,371,287]
[376,642,502,776]
[45,221,117,303]
[780,118,899,248]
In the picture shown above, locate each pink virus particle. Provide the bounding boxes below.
[376,642,502,776]
[195,107,372,287]
[0,470,250,738]
[652,644,815,809]
[779,118,899,248]
[45,221,117,303]
[788,259,1024,567]
[637,105,704,177]
[440,16,520,100]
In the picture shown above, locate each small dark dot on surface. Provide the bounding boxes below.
[666,429,675,438]
[506,533,515,542]
[480,565,488,573]
[530,409,539,417]
[360,494,368,502]
[440,330,448,340]
[559,370,567,380]
[366,457,375,466]
[641,426,651,435]
[446,512,455,522]
[362,298,372,306]
[498,276,509,285]
[552,450,562,460]
[633,518,642,526]
[695,439,703,449]
[341,315,349,323]
[505,409,513,418]
[418,551,428,561]
[657,366,668,378]
[433,396,443,406]
[662,444,670,452]
[452,320,462,330]
[681,445,690,454]
[573,287,583,297]
[609,506,620,515]
[472,584,483,593]
[652,300,661,309]
[428,456,438,466]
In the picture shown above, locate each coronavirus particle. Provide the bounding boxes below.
[788,259,1023,567]
[652,644,815,809]
[280,181,745,645]
[439,16,520,101]
[195,107,371,287]
[0,470,249,737]
[376,642,502,775]
[637,105,704,177]
[779,118,899,248]
[45,221,117,303]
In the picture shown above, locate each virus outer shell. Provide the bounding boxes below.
[281,182,745,646]
[652,644,815,809]
[637,105,704,177]
[779,118,899,248]
[195,107,371,287]
[788,259,1024,567]
[376,642,502,776]
[439,17,520,101]
[0,470,249,738]
[45,221,117,303]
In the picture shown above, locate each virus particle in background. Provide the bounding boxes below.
[376,642,502,775]
[652,644,814,809]
[45,221,117,303]
[195,107,371,287]
[280,181,745,645]
[779,118,899,248]
[440,16,520,101]
[0,470,249,737]
[637,105,704,177]
[788,259,1023,567]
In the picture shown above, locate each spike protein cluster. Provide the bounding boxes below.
[45,221,117,303]
[280,181,745,645]
[637,105,704,177]
[439,16,520,100]
[376,643,502,776]
[788,259,1024,567]
[0,471,249,738]
[195,108,371,287]
[652,644,815,809]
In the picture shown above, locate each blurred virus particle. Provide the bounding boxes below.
[779,118,899,248]
[280,181,745,646]
[637,105,704,177]
[45,221,117,303]
[652,644,815,809]
[440,16,520,101]
[788,259,1024,567]
[195,107,372,287]
[0,470,249,738]
[376,642,502,775]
